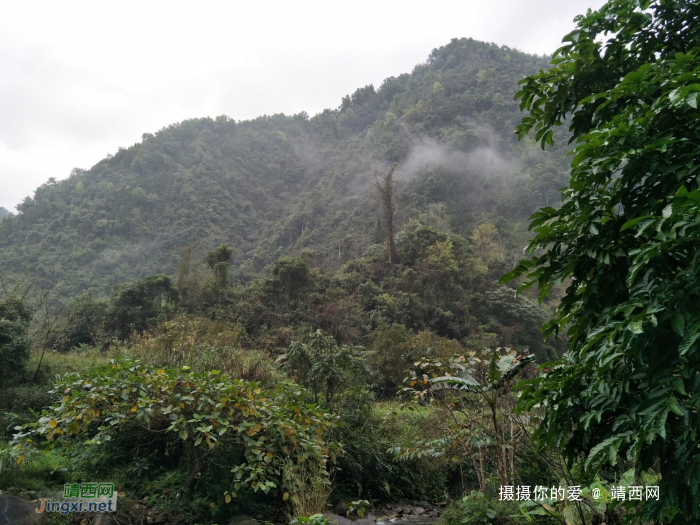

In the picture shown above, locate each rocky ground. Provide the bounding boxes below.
[0,492,443,525]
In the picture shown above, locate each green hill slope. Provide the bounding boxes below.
[0,38,569,298]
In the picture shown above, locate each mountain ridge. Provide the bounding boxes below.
[0,37,568,298]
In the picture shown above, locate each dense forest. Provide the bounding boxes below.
[0,37,569,298]
[3,1,700,524]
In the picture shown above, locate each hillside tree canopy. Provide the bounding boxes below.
[503,0,700,522]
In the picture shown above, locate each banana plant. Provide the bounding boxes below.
[401,348,535,487]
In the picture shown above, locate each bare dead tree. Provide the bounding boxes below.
[372,162,401,264]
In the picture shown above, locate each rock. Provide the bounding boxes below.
[413,507,426,516]
[324,513,353,525]
[417,501,431,509]
[352,513,376,525]
[228,517,258,525]
[0,495,45,525]
[333,501,348,515]
[0,495,46,525]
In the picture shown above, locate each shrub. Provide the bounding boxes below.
[14,359,338,508]
[0,297,32,385]
[123,315,281,384]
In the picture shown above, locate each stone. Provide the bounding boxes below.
[228,516,258,525]
[352,513,376,525]
[333,501,348,515]
[324,513,353,525]
[417,501,431,509]
[0,495,45,525]
[413,507,426,516]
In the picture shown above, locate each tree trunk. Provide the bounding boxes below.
[490,402,508,486]
[374,163,401,264]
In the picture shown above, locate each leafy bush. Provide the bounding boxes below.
[14,359,338,508]
[0,297,32,384]
[439,491,528,525]
[284,330,373,405]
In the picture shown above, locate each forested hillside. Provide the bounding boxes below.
[5,1,696,521]
[0,38,568,299]
[0,207,9,219]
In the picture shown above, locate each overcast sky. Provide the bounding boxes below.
[0,0,605,211]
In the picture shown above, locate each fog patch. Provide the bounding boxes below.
[400,137,509,181]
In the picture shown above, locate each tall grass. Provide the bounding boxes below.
[283,455,332,519]
[119,315,283,384]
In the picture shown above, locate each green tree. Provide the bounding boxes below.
[205,243,233,294]
[56,292,108,350]
[470,223,501,263]
[109,275,178,339]
[284,330,372,405]
[503,1,700,522]
[0,297,31,385]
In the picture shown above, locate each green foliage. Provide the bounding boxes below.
[284,330,373,405]
[205,243,233,295]
[109,274,178,339]
[0,297,32,385]
[456,491,497,524]
[502,1,700,522]
[124,315,280,384]
[439,491,528,525]
[14,359,338,504]
[0,38,565,302]
[346,499,371,517]
[400,349,534,490]
[54,292,108,350]
[290,513,328,525]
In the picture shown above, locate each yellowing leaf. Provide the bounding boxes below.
[283,492,290,501]
[225,494,232,503]
[48,420,57,429]
[16,455,24,464]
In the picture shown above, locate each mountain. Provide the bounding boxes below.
[0,38,570,299]
[0,208,9,220]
